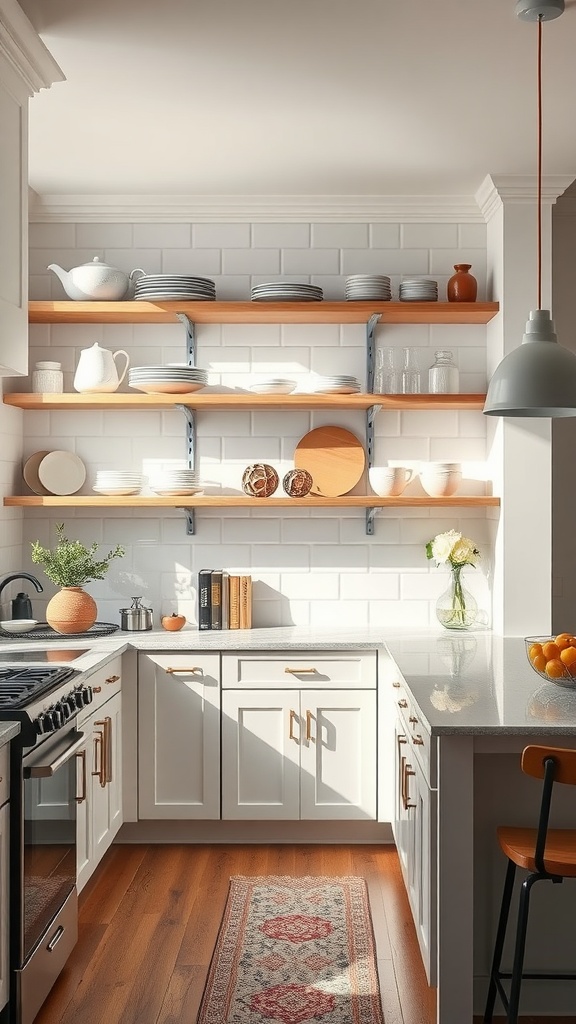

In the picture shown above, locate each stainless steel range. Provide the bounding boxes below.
[1,663,95,1024]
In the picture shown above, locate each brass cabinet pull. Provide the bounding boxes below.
[289,709,297,740]
[75,749,86,804]
[409,715,418,723]
[92,686,102,693]
[165,666,203,674]
[392,681,401,688]
[284,667,317,674]
[91,732,103,786]
[412,734,425,746]
[105,674,120,684]
[96,717,112,784]
[402,762,416,810]
[305,710,315,742]
[397,699,408,708]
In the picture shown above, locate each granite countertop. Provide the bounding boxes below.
[0,626,574,737]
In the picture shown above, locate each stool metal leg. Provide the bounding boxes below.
[507,873,538,1024]
[484,859,516,1023]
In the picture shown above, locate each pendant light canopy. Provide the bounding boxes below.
[483,0,576,418]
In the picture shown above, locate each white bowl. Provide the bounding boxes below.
[0,619,38,633]
[420,469,462,498]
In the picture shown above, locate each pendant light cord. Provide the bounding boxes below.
[532,14,537,307]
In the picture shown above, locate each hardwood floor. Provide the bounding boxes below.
[34,842,436,1024]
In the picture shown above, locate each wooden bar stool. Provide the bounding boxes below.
[484,745,576,1023]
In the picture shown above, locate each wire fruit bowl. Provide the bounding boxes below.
[525,635,576,688]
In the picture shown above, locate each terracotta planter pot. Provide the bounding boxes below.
[46,586,97,634]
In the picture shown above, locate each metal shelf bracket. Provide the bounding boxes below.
[364,313,382,535]
[175,314,196,365]
[175,403,197,535]
[366,507,378,535]
[183,508,195,535]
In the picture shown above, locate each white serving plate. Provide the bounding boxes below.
[93,486,141,495]
[37,450,87,495]
[130,382,207,394]
[150,487,204,496]
[23,450,51,495]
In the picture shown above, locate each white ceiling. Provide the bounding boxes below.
[19,0,576,198]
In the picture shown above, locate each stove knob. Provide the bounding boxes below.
[82,686,93,706]
[63,694,78,713]
[35,712,51,735]
[50,706,63,729]
[55,700,71,721]
[71,688,84,709]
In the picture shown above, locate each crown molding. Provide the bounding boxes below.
[0,0,64,94]
[476,173,575,221]
[28,191,487,224]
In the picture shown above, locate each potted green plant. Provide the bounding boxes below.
[31,523,125,634]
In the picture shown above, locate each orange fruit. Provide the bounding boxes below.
[532,653,547,673]
[542,641,561,661]
[528,642,543,662]
[555,632,573,643]
[560,646,576,673]
[545,658,566,678]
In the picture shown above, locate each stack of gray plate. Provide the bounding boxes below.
[251,282,323,302]
[310,375,361,394]
[345,275,391,301]
[399,278,438,302]
[128,365,208,394]
[134,274,216,301]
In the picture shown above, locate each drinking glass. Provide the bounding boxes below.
[375,347,402,393]
[401,347,421,394]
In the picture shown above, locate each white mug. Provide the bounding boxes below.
[369,466,415,497]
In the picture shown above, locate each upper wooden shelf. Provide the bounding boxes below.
[3,495,500,509]
[3,392,487,412]
[28,300,500,325]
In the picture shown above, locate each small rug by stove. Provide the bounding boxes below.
[197,875,384,1024]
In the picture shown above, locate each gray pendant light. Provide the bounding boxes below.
[483,0,576,418]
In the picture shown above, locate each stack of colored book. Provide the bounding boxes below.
[198,570,252,630]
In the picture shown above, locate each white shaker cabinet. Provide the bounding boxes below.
[138,653,220,819]
[0,1,63,375]
[76,661,123,892]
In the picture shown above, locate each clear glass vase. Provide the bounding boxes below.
[435,564,478,630]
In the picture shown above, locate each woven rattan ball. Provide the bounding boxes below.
[283,468,313,498]
[242,463,279,498]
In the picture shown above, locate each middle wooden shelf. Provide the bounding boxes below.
[3,495,500,509]
[3,392,488,411]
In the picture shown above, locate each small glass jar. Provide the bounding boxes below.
[401,347,421,394]
[428,350,459,394]
[32,361,64,394]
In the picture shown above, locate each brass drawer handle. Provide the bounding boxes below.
[397,699,408,708]
[75,749,86,804]
[105,674,120,684]
[166,666,203,674]
[92,686,102,693]
[91,732,104,786]
[305,710,315,742]
[392,681,401,688]
[412,734,425,746]
[403,763,416,809]
[409,715,418,723]
[284,667,317,674]
[289,709,297,740]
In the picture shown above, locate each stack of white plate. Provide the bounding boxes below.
[133,274,216,301]
[345,275,391,301]
[128,365,208,394]
[249,378,297,395]
[251,283,323,303]
[399,278,438,302]
[148,470,202,496]
[310,375,361,394]
[94,471,144,496]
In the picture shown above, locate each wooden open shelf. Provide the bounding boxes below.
[4,495,500,509]
[3,392,488,412]
[28,300,500,325]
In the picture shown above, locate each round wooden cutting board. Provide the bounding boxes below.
[293,425,366,496]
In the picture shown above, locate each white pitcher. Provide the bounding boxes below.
[73,343,130,394]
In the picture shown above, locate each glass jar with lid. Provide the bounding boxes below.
[32,361,64,394]
[428,350,459,394]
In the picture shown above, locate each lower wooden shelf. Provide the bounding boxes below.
[4,495,500,509]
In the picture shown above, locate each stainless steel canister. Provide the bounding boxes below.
[120,596,153,631]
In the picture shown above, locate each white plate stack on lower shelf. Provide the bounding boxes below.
[148,470,202,496]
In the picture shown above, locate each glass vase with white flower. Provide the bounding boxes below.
[426,529,480,630]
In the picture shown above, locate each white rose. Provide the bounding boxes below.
[451,535,480,566]
[431,529,461,564]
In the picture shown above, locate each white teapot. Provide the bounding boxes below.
[47,257,141,301]
[73,343,130,394]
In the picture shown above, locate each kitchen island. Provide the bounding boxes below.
[1,627,575,1021]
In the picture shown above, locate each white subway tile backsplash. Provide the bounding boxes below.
[194,223,250,248]
[22,215,493,629]
[253,223,310,248]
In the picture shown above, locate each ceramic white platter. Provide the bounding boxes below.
[37,451,87,495]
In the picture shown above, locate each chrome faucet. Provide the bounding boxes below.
[0,573,44,619]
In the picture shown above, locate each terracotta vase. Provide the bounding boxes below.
[46,586,97,634]
[446,264,477,303]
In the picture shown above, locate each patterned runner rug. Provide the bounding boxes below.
[197,874,384,1024]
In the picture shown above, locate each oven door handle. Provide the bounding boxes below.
[23,731,86,778]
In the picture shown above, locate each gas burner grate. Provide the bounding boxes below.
[0,666,78,708]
